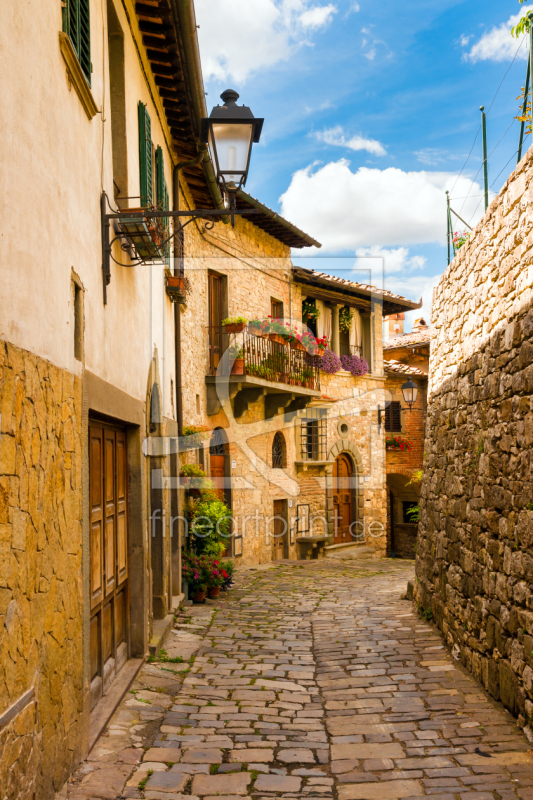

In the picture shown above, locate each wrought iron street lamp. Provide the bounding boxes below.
[401,378,419,411]
[101,89,264,302]
[201,89,264,194]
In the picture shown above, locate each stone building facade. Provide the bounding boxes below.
[416,147,533,735]
[177,254,420,564]
[383,319,431,558]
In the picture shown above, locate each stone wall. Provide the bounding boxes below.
[416,148,533,733]
[0,341,83,798]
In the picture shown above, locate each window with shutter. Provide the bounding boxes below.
[385,401,402,433]
[64,0,91,84]
[156,146,170,261]
[138,102,153,207]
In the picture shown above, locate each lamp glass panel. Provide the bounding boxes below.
[211,123,253,181]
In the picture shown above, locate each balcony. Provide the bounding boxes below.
[206,325,321,416]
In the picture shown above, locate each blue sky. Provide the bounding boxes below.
[195,0,531,327]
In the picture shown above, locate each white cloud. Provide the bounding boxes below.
[385,273,443,325]
[315,126,386,156]
[299,3,337,28]
[459,34,471,48]
[195,0,338,82]
[345,2,360,16]
[354,246,426,275]
[279,159,486,251]
[464,8,531,62]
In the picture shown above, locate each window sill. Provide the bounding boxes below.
[59,32,98,120]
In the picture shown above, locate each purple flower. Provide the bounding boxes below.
[340,354,369,376]
[315,348,341,374]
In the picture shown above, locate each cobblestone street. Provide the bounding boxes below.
[60,557,533,800]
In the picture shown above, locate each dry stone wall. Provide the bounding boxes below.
[416,149,533,734]
[0,341,83,798]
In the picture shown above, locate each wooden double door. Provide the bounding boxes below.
[333,453,354,544]
[272,499,288,560]
[89,422,129,709]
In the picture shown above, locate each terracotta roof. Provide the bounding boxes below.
[384,359,427,377]
[236,191,321,249]
[383,329,433,350]
[292,267,422,316]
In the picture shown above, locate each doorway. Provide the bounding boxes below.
[89,422,130,710]
[333,453,354,544]
[272,499,288,561]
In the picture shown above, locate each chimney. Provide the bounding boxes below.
[412,317,429,332]
[383,313,404,341]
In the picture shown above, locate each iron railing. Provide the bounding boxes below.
[207,326,320,391]
[339,343,362,358]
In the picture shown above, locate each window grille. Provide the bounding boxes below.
[272,432,286,468]
[385,401,402,433]
[300,408,327,461]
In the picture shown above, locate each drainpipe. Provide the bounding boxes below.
[171,0,227,217]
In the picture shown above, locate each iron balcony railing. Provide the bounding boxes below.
[207,326,320,391]
[339,343,362,358]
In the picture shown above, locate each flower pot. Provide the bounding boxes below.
[223,323,245,334]
[267,334,287,346]
[316,348,325,358]
[192,590,206,603]
[208,586,221,598]
[247,325,262,336]
[231,358,244,376]
[290,340,305,351]
[165,275,187,303]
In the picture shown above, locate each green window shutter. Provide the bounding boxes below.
[138,103,153,207]
[156,146,170,261]
[65,0,91,85]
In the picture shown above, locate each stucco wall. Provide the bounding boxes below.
[416,148,533,732]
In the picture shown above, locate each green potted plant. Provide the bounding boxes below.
[222,315,248,334]
[302,300,320,322]
[180,463,213,497]
[228,344,244,375]
[207,561,226,598]
[182,424,210,449]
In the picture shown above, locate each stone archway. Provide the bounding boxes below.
[325,440,364,543]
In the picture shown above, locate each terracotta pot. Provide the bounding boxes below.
[223,323,245,334]
[192,590,206,602]
[316,348,325,358]
[267,334,287,346]
[290,340,305,351]
[230,358,244,376]
[165,275,186,302]
[208,586,221,598]
[247,325,262,336]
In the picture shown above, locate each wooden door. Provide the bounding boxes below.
[89,422,129,710]
[210,455,225,500]
[272,500,286,561]
[208,273,223,373]
[333,454,353,544]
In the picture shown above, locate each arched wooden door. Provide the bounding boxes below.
[333,453,354,544]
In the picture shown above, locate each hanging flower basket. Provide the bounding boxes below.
[165,274,190,303]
